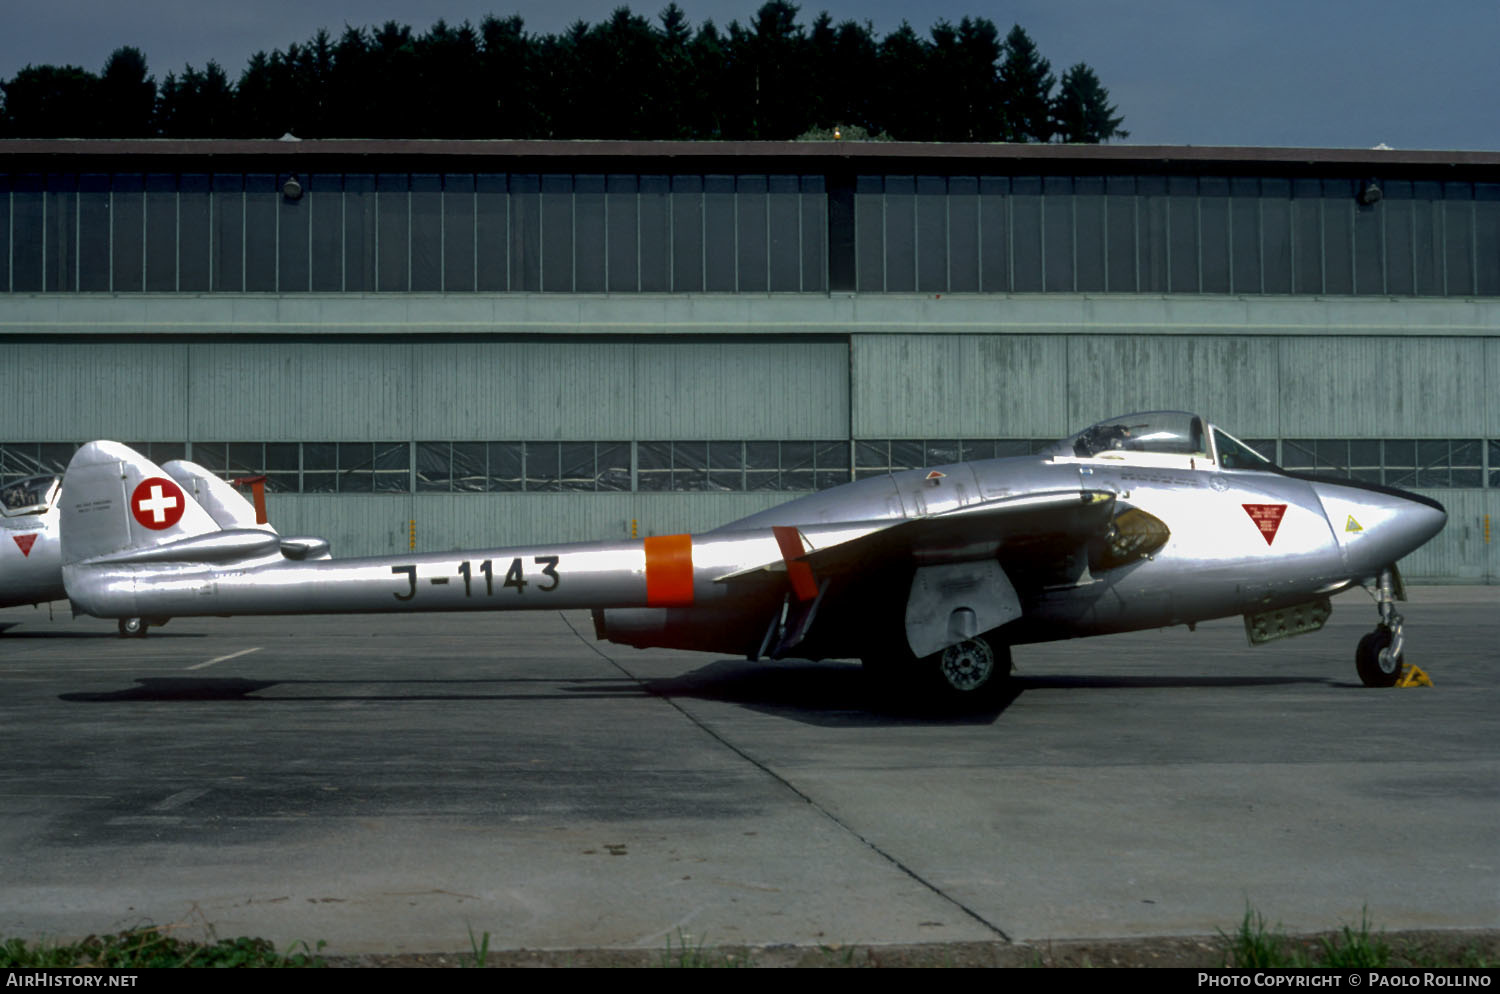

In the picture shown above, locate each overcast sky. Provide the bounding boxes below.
[3,0,1496,149]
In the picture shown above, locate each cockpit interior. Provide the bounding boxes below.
[1,475,60,517]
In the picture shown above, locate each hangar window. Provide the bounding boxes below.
[637,441,849,492]
[0,442,80,484]
[415,441,628,492]
[192,442,301,493]
[298,442,409,493]
[1282,438,1482,488]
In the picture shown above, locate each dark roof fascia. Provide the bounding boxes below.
[2,139,1498,180]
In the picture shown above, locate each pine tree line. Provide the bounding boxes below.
[0,3,1127,143]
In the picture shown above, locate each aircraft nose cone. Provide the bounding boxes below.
[1311,480,1446,572]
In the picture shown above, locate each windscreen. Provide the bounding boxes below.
[1213,427,1275,470]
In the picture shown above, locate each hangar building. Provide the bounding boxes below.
[1,140,1496,581]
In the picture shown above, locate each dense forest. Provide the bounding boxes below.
[0,2,1126,143]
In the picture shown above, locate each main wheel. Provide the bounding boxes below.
[865,633,1013,708]
[1355,626,1401,687]
[117,617,147,638]
[928,634,1013,704]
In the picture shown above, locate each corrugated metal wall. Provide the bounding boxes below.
[853,334,1493,439]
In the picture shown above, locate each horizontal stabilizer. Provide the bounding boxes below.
[83,528,282,566]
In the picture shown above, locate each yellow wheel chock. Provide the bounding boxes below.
[1395,663,1432,688]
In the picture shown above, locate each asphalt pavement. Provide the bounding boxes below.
[1,586,1495,955]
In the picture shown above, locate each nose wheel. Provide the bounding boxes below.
[1357,567,1421,688]
[1355,625,1400,687]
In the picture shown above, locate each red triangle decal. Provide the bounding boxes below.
[13,533,38,557]
[1242,504,1288,545]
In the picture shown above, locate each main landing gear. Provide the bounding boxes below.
[1357,568,1428,688]
[116,616,168,638]
[864,632,1013,708]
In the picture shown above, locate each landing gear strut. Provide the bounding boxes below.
[1356,568,1405,688]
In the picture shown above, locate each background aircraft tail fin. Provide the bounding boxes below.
[163,459,275,533]
[60,441,226,566]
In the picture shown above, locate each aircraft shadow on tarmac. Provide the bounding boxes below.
[637,659,1335,726]
[2,630,206,639]
[58,660,1333,728]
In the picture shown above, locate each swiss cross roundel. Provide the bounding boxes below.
[130,477,186,530]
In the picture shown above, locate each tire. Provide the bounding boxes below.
[1356,627,1401,688]
[864,633,1013,708]
[928,634,1013,705]
[117,617,147,638]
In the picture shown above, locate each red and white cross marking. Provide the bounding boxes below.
[130,477,186,530]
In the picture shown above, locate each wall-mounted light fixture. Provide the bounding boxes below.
[282,175,303,200]
[1356,180,1382,206]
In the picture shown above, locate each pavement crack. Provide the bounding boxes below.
[559,611,1012,943]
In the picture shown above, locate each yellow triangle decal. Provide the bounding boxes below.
[1346,515,1363,533]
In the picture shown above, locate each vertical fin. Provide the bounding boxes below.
[60,442,221,565]
[165,460,275,533]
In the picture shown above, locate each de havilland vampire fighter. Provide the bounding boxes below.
[55,412,1446,701]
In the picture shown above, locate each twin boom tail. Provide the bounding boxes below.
[59,441,773,620]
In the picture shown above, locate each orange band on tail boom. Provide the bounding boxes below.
[644,534,695,606]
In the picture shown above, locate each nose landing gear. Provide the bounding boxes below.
[1357,567,1429,688]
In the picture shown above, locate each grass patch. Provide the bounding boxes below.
[1220,905,1487,969]
[464,927,490,968]
[659,930,751,968]
[0,928,325,968]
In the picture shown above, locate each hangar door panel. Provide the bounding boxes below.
[633,341,849,439]
[852,334,1067,438]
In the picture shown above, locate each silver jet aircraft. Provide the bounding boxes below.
[59,412,1446,701]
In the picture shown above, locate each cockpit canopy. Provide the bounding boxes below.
[1,474,60,517]
[1065,412,1206,459]
[1047,412,1274,471]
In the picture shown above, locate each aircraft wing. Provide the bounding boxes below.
[804,488,1116,574]
[717,488,1118,583]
